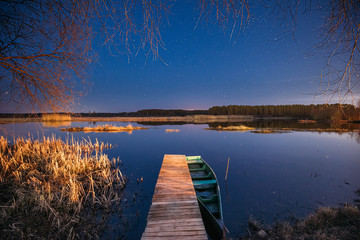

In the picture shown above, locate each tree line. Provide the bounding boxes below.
[208,104,360,121]
[1,104,359,121]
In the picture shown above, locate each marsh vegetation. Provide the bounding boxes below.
[165,129,180,133]
[206,125,256,132]
[0,136,126,239]
[60,124,149,133]
[41,114,72,122]
[242,205,360,240]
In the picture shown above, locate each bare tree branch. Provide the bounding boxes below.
[0,0,172,111]
[0,0,91,111]
[0,0,358,112]
[316,0,360,104]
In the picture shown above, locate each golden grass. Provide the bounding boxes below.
[165,129,180,132]
[251,129,290,134]
[298,119,317,123]
[207,125,255,132]
[61,124,149,133]
[0,136,125,239]
[41,113,72,122]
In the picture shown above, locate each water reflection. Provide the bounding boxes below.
[207,120,360,133]
[355,189,360,208]
[41,121,71,128]
[0,120,359,239]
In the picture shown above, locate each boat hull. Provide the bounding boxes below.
[187,156,224,240]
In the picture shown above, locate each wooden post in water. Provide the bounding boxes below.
[225,157,230,181]
[141,154,207,240]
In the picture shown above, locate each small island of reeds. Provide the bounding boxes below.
[165,129,180,133]
[251,129,290,134]
[0,136,126,239]
[61,124,149,133]
[206,125,255,132]
[41,113,72,122]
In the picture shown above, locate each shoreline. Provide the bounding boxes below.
[0,115,255,124]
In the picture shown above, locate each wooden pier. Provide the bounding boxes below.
[141,154,207,240]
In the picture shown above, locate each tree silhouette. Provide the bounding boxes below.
[0,0,170,111]
[0,0,358,111]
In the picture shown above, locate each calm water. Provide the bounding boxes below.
[2,121,360,239]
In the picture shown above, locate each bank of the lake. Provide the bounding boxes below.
[240,204,360,239]
[0,114,255,124]
[0,137,126,239]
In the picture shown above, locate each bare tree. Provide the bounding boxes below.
[0,0,171,111]
[0,1,91,111]
[0,0,358,112]
[196,0,359,103]
[316,0,359,104]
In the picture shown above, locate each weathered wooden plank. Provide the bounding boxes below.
[145,218,204,225]
[144,225,206,232]
[153,190,195,195]
[143,230,207,237]
[141,155,207,240]
[145,221,205,228]
[147,213,203,220]
[148,204,200,212]
[142,236,208,240]
[151,195,197,202]
[149,207,200,215]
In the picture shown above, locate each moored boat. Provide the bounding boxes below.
[186,156,225,240]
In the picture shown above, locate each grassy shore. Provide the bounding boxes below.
[60,124,149,133]
[241,205,360,239]
[0,136,126,239]
[0,114,254,124]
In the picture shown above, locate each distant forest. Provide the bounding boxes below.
[1,104,359,121]
[208,104,359,121]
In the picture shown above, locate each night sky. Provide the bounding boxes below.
[80,2,327,113]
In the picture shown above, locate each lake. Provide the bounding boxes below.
[1,120,360,239]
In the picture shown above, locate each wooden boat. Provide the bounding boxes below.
[186,156,225,240]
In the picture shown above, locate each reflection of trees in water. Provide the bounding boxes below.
[208,120,327,129]
[42,121,71,128]
[137,121,189,126]
[207,121,360,135]
[354,189,360,209]
[348,132,360,144]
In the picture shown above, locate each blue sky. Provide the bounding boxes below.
[78,2,328,113]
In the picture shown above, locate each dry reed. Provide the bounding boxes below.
[165,129,180,133]
[61,124,148,133]
[41,113,72,122]
[0,136,125,239]
[206,125,255,132]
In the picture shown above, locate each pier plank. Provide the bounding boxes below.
[141,155,207,240]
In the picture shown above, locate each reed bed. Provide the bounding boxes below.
[0,136,126,239]
[61,124,149,133]
[206,125,255,132]
[250,129,290,134]
[165,129,180,133]
[41,113,72,122]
